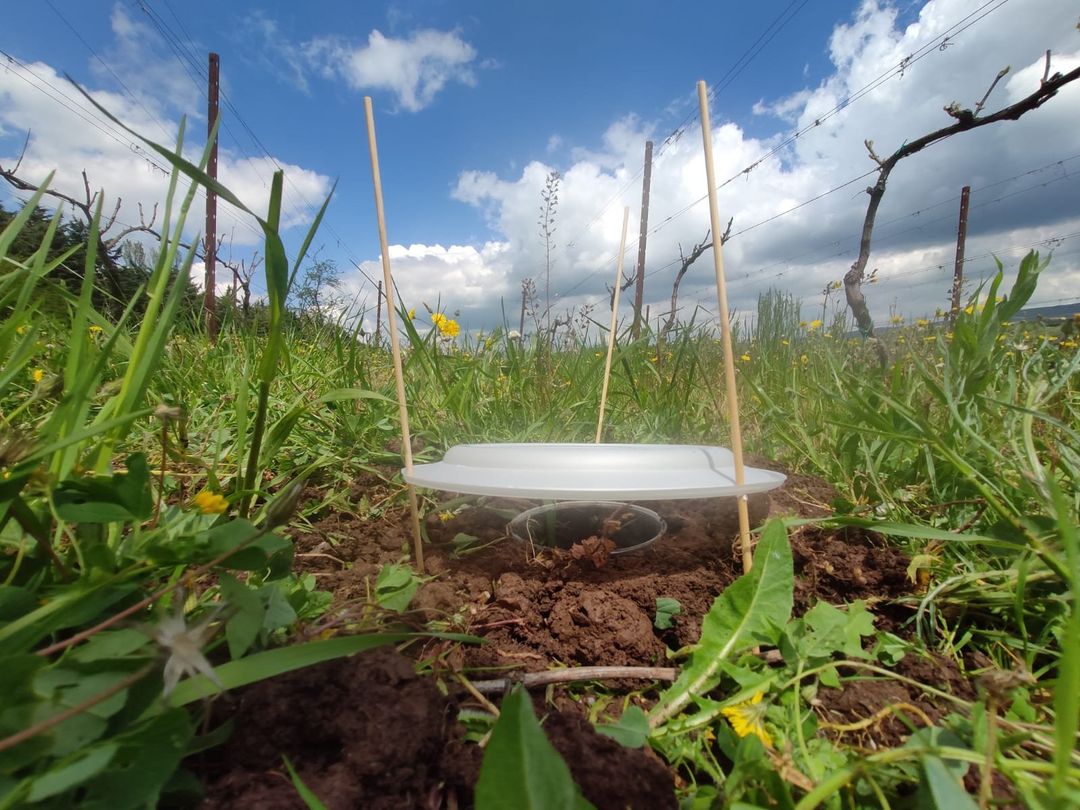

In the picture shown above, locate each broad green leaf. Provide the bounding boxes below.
[649,520,793,727]
[282,755,329,810]
[475,687,594,810]
[0,585,36,621]
[653,597,682,630]
[26,743,118,802]
[920,755,978,810]
[53,454,153,523]
[219,573,265,660]
[168,632,480,706]
[69,629,152,664]
[262,583,298,631]
[0,580,138,652]
[79,708,194,810]
[375,564,421,612]
[202,519,292,571]
[802,601,876,659]
[595,706,649,748]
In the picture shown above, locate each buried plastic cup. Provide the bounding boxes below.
[508,501,666,555]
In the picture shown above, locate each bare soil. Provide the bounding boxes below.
[190,459,980,807]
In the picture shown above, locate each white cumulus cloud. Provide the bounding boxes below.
[350,0,1080,333]
[305,28,478,112]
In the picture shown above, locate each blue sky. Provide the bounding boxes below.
[2,0,1078,334]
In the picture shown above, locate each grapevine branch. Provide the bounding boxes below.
[844,57,1080,365]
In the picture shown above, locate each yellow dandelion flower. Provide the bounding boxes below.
[721,691,773,748]
[438,510,454,522]
[964,304,975,315]
[780,339,790,346]
[808,319,823,331]
[193,490,228,515]
[16,325,28,335]
[740,353,751,362]
[800,354,809,365]
[407,308,416,320]
[1061,339,1078,349]
[88,324,103,335]
[31,368,45,383]
[916,319,930,328]
[439,318,461,338]
[890,315,904,325]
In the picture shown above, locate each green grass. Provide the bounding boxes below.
[0,116,1077,807]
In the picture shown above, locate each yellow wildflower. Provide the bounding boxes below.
[808,319,823,331]
[781,339,790,346]
[31,368,45,383]
[438,510,454,522]
[88,324,103,335]
[193,490,228,515]
[916,319,930,328]
[964,304,975,315]
[800,354,809,365]
[890,315,904,325]
[16,325,27,335]
[432,313,460,338]
[407,308,416,320]
[1061,340,1078,349]
[721,691,773,747]
[740,353,751,362]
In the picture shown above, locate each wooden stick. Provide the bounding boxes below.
[596,207,630,443]
[697,81,752,574]
[363,96,424,571]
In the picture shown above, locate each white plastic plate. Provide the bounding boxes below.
[403,443,786,500]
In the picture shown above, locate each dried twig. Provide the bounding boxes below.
[471,665,678,694]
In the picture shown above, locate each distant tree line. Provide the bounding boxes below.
[0,201,200,321]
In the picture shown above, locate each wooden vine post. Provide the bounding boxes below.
[596,207,631,443]
[363,96,424,571]
[696,81,753,574]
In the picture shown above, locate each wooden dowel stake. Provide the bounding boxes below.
[363,96,424,571]
[696,81,753,573]
[596,207,631,443]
